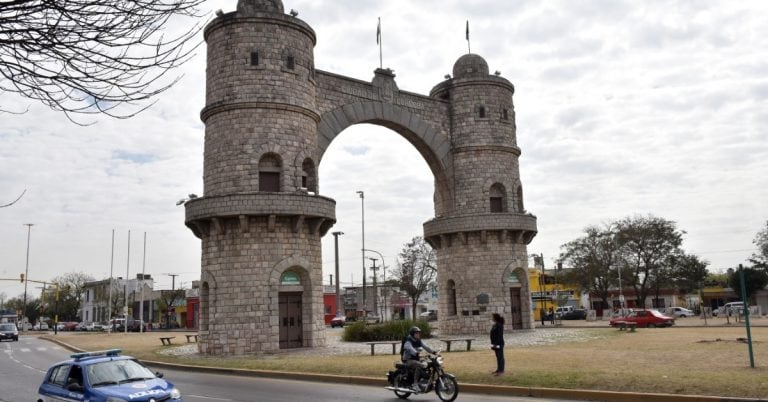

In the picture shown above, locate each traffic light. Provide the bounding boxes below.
[20,273,24,283]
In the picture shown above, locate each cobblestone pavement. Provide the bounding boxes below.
[161,327,608,359]
[161,315,765,359]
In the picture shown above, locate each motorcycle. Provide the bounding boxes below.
[385,351,459,401]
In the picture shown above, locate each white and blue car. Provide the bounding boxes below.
[38,349,182,402]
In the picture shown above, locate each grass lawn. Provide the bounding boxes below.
[46,327,768,399]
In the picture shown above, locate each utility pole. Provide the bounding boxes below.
[166,273,179,329]
[332,232,344,318]
[356,191,366,315]
[369,257,379,318]
[22,223,33,332]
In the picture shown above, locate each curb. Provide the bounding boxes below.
[40,336,766,402]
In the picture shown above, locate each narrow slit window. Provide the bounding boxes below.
[502,108,509,120]
[287,55,295,70]
[478,106,486,118]
[250,51,259,66]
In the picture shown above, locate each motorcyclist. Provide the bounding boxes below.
[401,326,436,391]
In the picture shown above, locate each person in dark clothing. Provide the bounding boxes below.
[490,313,505,376]
[401,326,436,391]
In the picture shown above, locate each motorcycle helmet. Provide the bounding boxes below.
[409,326,421,336]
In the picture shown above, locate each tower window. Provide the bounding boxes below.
[286,55,295,70]
[490,183,506,213]
[502,108,509,120]
[259,153,282,192]
[478,106,486,118]
[250,51,259,66]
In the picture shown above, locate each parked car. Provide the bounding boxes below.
[38,349,182,402]
[560,309,587,320]
[554,306,575,318]
[610,309,675,328]
[0,323,19,342]
[669,307,696,318]
[714,301,744,317]
[364,315,381,325]
[418,311,437,321]
[33,322,49,331]
[330,316,346,328]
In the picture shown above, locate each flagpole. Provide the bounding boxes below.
[377,17,383,69]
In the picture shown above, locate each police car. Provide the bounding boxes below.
[38,349,182,402]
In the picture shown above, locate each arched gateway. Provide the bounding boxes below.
[184,0,538,355]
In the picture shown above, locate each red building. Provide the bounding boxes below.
[323,289,338,325]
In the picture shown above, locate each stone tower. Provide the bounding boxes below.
[185,0,537,355]
[426,54,537,334]
[185,0,334,355]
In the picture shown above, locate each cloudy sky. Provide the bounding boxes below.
[2,1,767,302]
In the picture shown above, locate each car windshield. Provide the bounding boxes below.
[0,324,15,331]
[86,359,156,387]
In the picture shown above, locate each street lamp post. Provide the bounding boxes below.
[356,190,366,315]
[332,231,344,318]
[22,223,33,332]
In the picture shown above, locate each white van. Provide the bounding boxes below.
[554,306,574,317]
[715,301,744,316]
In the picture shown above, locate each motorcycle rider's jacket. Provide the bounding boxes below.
[401,335,435,361]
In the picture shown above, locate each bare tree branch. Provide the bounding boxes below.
[0,189,26,208]
[0,0,207,124]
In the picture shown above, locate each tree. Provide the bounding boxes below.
[52,271,95,320]
[671,254,709,295]
[751,221,768,270]
[614,215,685,309]
[0,0,206,122]
[157,288,185,329]
[0,189,25,208]
[391,236,436,319]
[728,267,768,302]
[559,224,619,310]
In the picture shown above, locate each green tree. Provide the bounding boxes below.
[728,267,768,302]
[672,254,709,294]
[391,236,436,319]
[751,221,768,270]
[51,271,95,321]
[0,0,205,122]
[157,288,186,329]
[614,215,685,309]
[559,224,619,309]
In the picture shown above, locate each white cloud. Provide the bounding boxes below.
[1,1,766,300]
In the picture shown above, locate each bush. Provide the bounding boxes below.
[341,319,432,342]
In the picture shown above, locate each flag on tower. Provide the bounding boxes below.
[466,20,471,53]
[466,20,469,40]
[377,17,381,44]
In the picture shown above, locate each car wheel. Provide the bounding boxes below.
[647,323,656,328]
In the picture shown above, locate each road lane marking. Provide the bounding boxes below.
[185,395,233,401]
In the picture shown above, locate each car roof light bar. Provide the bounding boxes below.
[70,349,122,360]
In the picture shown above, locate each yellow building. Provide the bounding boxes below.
[528,268,582,320]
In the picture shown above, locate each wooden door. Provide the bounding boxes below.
[509,288,523,329]
[279,292,303,349]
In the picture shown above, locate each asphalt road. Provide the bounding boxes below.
[2,336,583,402]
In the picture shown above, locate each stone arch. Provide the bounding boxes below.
[516,182,525,213]
[292,149,317,192]
[489,183,506,213]
[316,101,454,214]
[270,255,313,284]
[502,261,533,330]
[482,178,515,213]
[446,279,457,316]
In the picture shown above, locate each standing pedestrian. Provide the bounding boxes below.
[490,313,505,376]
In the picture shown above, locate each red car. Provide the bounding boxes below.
[610,309,675,328]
